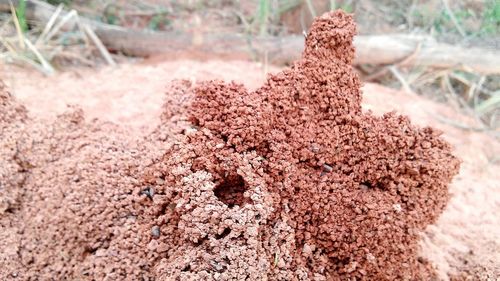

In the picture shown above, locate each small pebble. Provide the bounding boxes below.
[320,164,333,176]
[151,226,160,237]
[140,186,155,199]
[393,203,402,213]
[322,164,333,172]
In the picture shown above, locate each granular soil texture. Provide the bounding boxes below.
[0,11,460,280]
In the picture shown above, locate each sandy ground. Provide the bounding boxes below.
[2,59,499,280]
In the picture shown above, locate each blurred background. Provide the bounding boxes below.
[0,0,499,131]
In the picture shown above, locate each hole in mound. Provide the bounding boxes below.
[215,228,231,240]
[191,117,200,126]
[214,174,250,208]
[360,180,387,190]
[360,181,373,190]
[82,245,98,258]
[193,236,208,247]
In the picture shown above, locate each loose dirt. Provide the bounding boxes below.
[1,10,498,281]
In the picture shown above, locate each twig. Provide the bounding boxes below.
[82,23,116,66]
[36,3,63,45]
[273,252,279,267]
[10,52,53,74]
[444,74,470,111]
[389,66,412,93]
[0,35,17,54]
[44,9,77,42]
[57,50,94,66]
[441,0,466,37]
[233,11,251,32]
[443,74,468,109]
[467,75,485,102]
[23,37,55,74]
[440,73,461,110]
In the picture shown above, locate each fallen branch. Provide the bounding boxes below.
[2,0,500,74]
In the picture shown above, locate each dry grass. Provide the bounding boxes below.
[1,0,498,131]
[349,0,499,131]
[0,2,115,75]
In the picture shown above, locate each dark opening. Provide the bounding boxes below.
[193,236,208,247]
[360,179,388,191]
[329,256,351,269]
[191,117,200,127]
[82,245,98,259]
[213,174,250,208]
[215,227,231,240]
[360,181,373,189]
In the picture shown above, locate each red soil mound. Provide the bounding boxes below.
[0,11,459,280]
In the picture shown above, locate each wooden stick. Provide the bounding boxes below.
[35,3,63,45]
[23,37,54,74]
[82,23,116,66]
[2,0,500,74]
[389,66,412,93]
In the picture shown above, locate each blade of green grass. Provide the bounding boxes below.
[9,0,25,49]
[16,0,28,32]
[258,0,270,36]
[329,0,336,10]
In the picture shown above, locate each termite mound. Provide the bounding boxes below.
[146,10,460,280]
[0,10,460,281]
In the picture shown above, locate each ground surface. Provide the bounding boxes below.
[1,58,499,280]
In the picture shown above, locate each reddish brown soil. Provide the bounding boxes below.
[0,10,498,281]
